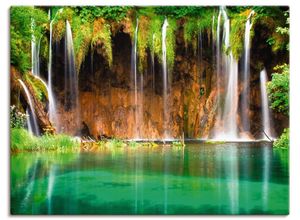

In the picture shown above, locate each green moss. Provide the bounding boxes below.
[166,18,177,70]
[73,21,93,72]
[229,10,249,59]
[39,35,49,61]
[24,73,48,102]
[137,16,150,72]
[52,7,74,42]
[183,18,200,53]
[148,16,164,61]
[91,19,113,67]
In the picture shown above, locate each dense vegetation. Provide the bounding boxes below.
[266,10,289,148]
[267,64,289,116]
[10,7,48,73]
[10,6,289,148]
[10,105,80,152]
[10,6,288,74]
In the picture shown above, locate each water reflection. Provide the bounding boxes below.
[11,143,288,214]
[262,145,271,212]
[47,165,56,214]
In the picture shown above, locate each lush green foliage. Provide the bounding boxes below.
[10,7,48,73]
[11,6,288,77]
[273,128,289,149]
[229,10,249,59]
[254,7,289,52]
[11,128,80,151]
[77,6,131,22]
[10,105,27,129]
[91,20,113,67]
[165,18,177,70]
[183,18,199,53]
[147,17,163,64]
[154,6,215,19]
[267,64,289,116]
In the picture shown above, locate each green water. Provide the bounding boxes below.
[10,142,289,215]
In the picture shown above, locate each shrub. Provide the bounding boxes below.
[10,6,48,73]
[273,128,289,149]
[10,105,27,129]
[267,64,289,116]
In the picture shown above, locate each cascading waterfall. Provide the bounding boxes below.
[31,19,41,76]
[25,109,33,134]
[216,11,222,113]
[18,79,40,135]
[65,20,80,131]
[48,9,62,131]
[162,18,169,139]
[223,54,239,139]
[131,18,139,139]
[241,11,255,133]
[260,69,273,139]
[214,7,239,140]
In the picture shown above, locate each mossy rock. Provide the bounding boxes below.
[24,73,48,102]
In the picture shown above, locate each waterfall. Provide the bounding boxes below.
[260,69,273,139]
[162,18,169,139]
[18,79,39,135]
[131,18,139,139]
[65,20,80,132]
[216,11,222,111]
[213,11,222,135]
[241,11,255,133]
[213,7,239,141]
[48,9,62,131]
[223,54,239,139]
[25,109,33,134]
[31,19,41,76]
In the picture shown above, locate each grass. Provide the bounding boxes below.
[172,141,185,148]
[11,128,80,152]
[205,140,226,144]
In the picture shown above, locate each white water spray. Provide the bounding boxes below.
[18,79,39,135]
